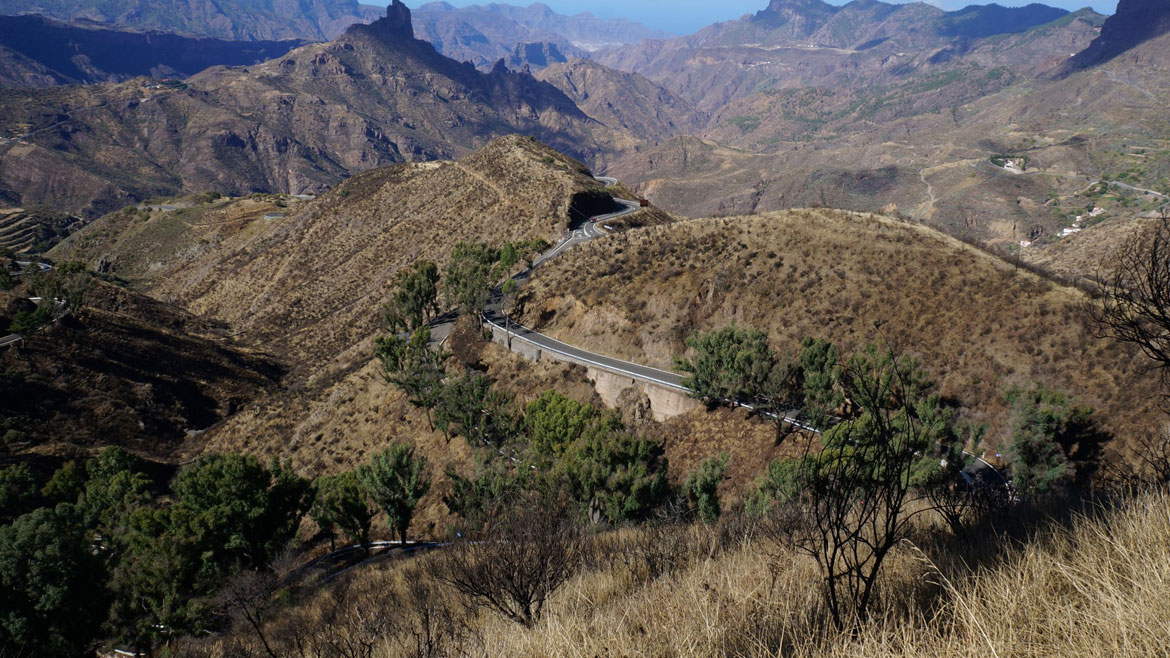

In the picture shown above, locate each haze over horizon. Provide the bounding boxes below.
[400,0,1118,35]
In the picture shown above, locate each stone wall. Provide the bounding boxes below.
[487,322,699,420]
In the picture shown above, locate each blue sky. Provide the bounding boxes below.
[399,0,1118,35]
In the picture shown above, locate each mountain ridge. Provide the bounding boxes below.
[410,1,667,69]
[0,0,382,41]
[1067,0,1170,68]
[0,2,633,216]
[0,15,309,86]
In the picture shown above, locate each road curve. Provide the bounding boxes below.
[479,179,821,432]
[2,260,56,349]
[482,182,688,390]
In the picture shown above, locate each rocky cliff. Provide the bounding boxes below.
[1070,0,1170,67]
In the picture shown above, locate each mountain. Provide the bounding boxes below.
[597,0,1077,87]
[580,0,1143,247]
[749,0,841,39]
[536,59,704,143]
[0,15,308,87]
[0,0,381,41]
[0,1,626,217]
[936,3,1071,39]
[1068,0,1170,68]
[411,1,668,69]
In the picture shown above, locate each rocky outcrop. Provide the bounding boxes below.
[507,41,569,69]
[1069,0,1170,67]
[382,0,414,39]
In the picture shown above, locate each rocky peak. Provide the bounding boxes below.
[384,0,414,37]
[344,0,415,43]
[759,0,840,16]
[508,41,569,69]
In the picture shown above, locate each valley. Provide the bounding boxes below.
[2,0,1170,657]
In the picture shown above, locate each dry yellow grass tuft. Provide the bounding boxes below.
[186,488,1170,658]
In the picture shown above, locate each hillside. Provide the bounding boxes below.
[191,485,1170,657]
[536,59,704,143]
[0,15,308,87]
[47,138,799,526]
[0,279,281,461]
[0,0,381,41]
[517,209,1161,449]
[0,2,629,217]
[55,136,606,365]
[47,193,311,285]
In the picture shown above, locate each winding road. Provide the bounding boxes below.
[481,179,688,393]
[1,260,56,349]
[475,176,821,433]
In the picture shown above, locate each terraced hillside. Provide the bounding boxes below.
[0,207,84,254]
[0,209,37,253]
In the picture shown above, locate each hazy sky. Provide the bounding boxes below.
[399,0,1118,35]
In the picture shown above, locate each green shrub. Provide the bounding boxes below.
[684,454,729,524]
[1005,385,1091,496]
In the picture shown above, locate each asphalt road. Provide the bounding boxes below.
[483,302,687,391]
[480,181,689,388]
[2,261,55,349]
[13,261,53,274]
[479,178,826,433]
[1108,180,1169,200]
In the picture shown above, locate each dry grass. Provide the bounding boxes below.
[1025,213,1160,282]
[519,208,1162,452]
[188,488,1170,658]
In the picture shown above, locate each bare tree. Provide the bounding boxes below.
[611,521,690,584]
[217,570,281,658]
[216,549,301,658]
[429,499,584,628]
[390,566,475,658]
[277,577,396,658]
[1096,208,1170,395]
[1135,425,1170,485]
